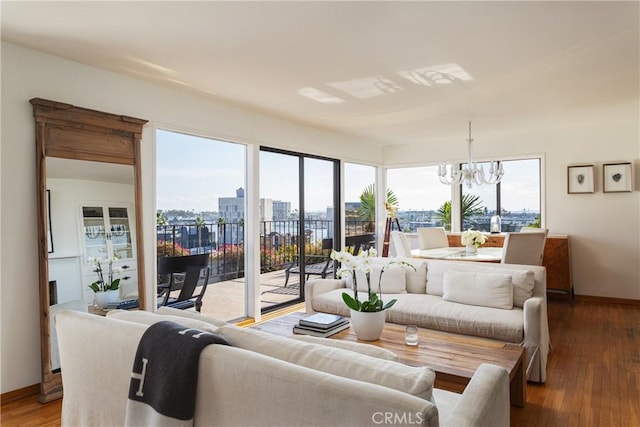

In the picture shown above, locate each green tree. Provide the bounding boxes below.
[156,211,168,226]
[194,216,206,250]
[435,194,484,230]
[357,184,399,224]
[527,215,541,228]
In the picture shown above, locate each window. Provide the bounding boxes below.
[461,158,541,232]
[344,162,377,237]
[386,166,452,231]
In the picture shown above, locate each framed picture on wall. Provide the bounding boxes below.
[567,165,594,194]
[603,162,633,193]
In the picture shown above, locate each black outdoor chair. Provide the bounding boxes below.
[284,238,334,287]
[157,253,211,312]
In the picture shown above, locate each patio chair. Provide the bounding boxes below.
[501,229,548,265]
[417,227,449,250]
[284,238,334,287]
[157,253,211,312]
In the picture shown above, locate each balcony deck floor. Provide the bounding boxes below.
[195,268,304,321]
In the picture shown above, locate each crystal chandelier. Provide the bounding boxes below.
[438,121,504,188]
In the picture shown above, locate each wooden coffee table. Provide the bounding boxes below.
[252,312,526,407]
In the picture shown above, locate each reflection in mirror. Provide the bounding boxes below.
[46,158,138,370]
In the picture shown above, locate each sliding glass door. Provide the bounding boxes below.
[259,147,338,313]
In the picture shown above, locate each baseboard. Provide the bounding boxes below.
[1,383,39,403]
[574,294,640,306]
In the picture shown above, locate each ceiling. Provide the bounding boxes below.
[2,1,638,146]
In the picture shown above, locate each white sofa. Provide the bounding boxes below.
[55,308,511,427]
[305,258,550,383]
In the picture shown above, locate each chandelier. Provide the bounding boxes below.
[437,121,504,188]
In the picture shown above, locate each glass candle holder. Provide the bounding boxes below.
[405,325,419,346]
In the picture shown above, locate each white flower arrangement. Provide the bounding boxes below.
[87,255,121,293]
[330,248,414,312]
[461,228,487,248]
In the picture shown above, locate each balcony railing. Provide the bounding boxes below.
[157,219,374,284]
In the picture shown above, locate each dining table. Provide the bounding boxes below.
[410,246,503,263]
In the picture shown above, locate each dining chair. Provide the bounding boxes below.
[501,229,548,265]
[390,231,411,257]
[157,253,211,312]
[417,227,449,250]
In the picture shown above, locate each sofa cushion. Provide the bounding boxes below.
[290,335,399,361]
[106,310,220,333]
[216,324,435,401]
[426,261,535,307]
[355,265,407,294]
[442,271,514,310]
[311,289,525,343]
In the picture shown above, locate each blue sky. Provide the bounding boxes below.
[157,130,540,213]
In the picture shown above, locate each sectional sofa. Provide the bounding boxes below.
[55,307,510,426]
[305,257,550,383]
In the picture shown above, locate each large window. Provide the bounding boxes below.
[156,129,246,321]
[386,158,541,233]
[461,158,541,232]
[386,166,452,231]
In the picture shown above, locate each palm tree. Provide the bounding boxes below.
[435,194,484,230]
[358,184,399,228]
[194,216,206,252]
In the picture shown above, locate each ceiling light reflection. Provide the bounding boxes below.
[298,87,345,104]
[328,76,403,99]
[398,63,473,86]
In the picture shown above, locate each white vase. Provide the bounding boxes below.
[94,290,119,308]
[350,309,386,341]
[465,244,478,254]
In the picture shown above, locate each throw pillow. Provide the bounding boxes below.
[442,271,514,310]
[355,265,407,294]
[217,324,435,402]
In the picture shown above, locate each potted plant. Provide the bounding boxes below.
[330,248,414,340]
[461,228,487,254]
[87,256,121,308]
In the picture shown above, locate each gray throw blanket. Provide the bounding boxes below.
[125,321,229,426]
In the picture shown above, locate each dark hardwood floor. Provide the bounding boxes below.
[2,298,639,426]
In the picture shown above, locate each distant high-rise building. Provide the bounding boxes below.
[272,200,291,220]
[218,187,274,222]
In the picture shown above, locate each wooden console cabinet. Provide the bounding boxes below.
[447,233,574,302]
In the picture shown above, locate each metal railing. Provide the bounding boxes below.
[157,219,375,283]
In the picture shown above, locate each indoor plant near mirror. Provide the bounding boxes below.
[87,255,121,308]
[461,228,487,254]
[331,248,414,341]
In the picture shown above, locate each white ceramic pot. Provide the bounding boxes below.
[465,244,478,254]
[350,309,386,341]
[94,289,119,308]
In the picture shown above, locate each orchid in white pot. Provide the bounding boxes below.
[87,256,121,308]
[330,248,416,311]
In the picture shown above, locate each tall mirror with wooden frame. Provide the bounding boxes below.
[31,98,148,402]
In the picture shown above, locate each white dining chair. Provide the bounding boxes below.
[390,231,412,257]
[501,229,548,265]
[417,227,449,250]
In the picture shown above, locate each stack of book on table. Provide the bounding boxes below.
[293,313,350,338]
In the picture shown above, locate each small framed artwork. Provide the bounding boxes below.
[603,162,633,193]
[567,165,594,194]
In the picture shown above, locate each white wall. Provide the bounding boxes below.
[0,42,382,393]
[384,105,640,300]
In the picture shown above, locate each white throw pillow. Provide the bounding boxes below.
[442,271,514,310]
[355,265,407,294]
[217,324,435,402]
